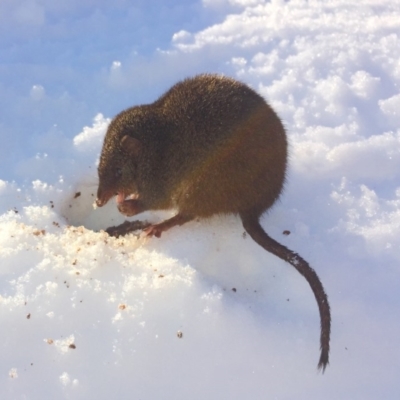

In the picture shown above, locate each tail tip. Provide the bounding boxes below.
[317,352,329,373]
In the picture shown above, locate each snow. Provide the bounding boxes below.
[1,0,400,399]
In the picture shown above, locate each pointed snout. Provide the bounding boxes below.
[96,185,114,207]
[95,197,106,207]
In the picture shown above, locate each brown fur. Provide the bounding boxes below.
[96,74,331,371]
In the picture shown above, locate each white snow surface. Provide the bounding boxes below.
[1,1,400,399]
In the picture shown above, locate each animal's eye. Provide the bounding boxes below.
[115,168,122,178]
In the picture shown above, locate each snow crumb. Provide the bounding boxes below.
[8,368,18,379]
[30,84,45,101]
[59,371,79,387]
[111,61,121,70]
[54,335,76,354]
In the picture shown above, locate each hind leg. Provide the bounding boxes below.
[144,213,194,238]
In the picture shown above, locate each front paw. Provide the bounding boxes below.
[117,199,143,216]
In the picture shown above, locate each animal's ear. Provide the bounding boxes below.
[120,135,141,157]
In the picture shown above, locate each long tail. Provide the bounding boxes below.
[241,215,331,372]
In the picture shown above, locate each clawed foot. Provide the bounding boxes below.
[142,214,194,238]
[144,225,164,238]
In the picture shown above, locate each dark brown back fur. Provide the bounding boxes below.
[98,74,287,214]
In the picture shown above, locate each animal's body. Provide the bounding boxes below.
[96,74,331,371]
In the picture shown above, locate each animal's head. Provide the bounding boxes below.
[96,126,142,208]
